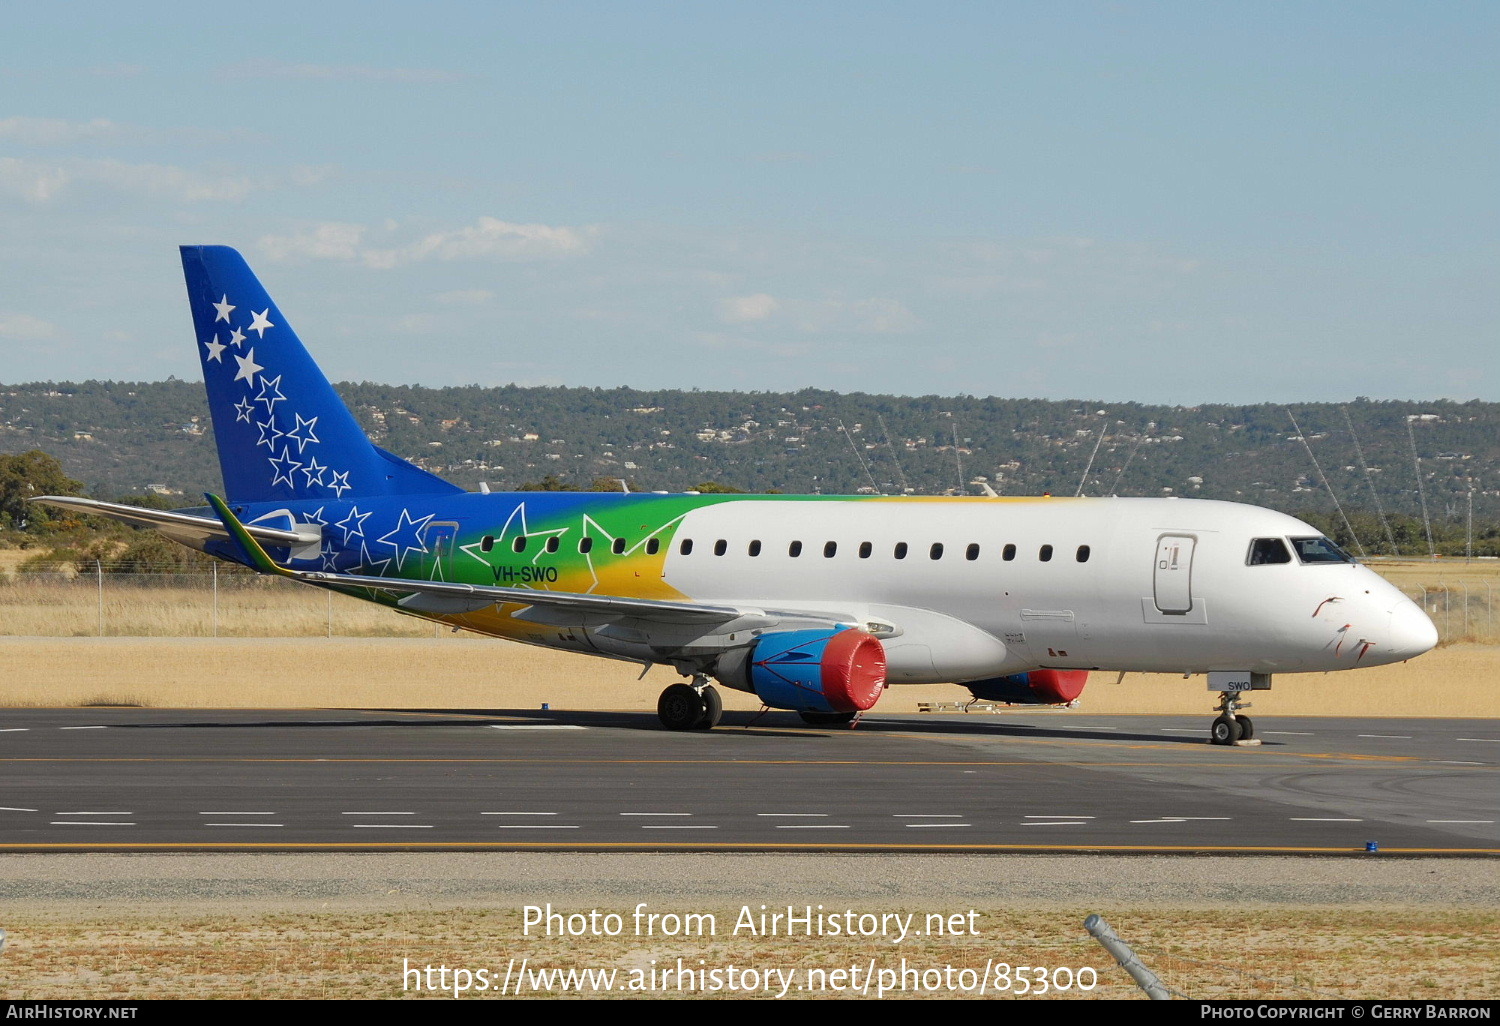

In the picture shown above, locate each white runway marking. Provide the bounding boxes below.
[59,726,106,730]
[1128,817,1230,824]
[199,812,276,816]
[206,823,284,828]
[487,724,586,730]
[55,811,132,816]
[1436,761,1485,766]
[341,811,415,815]
[497,825,580,829]
[619,812,692,817]
[1359,734,1412,739]
[351,824,433,829]
[757,813,828,817]
[1457,738,1500,743]
[904,823,971,828]
[0,807,38,812]
[1290,817,1363,822]
[51,822,135,826]
[482,812,559,816]
[640,825,717,830]
[893,814,964,818]
[1024,815,1096,819]
[0,728,29,732]
[1426,820,1494,824]
[1159,728,1201,733]
[1021,821,1089,826]
[775,825,850,829]
[1264,731,1315,736]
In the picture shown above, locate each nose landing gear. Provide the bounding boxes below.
[1206,672,1268,746]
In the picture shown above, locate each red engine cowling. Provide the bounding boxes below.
[963,670,1088,705]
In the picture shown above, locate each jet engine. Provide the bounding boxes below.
[715,628,887,713]
[963,669,1088,706]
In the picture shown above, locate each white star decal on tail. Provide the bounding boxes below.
[376,508,436,572]
[248,309,274,338]
[255,418,282,450]
[267,446,302,488]
[203,334,227,363]
[285,413,320,453]
[300,456,328,487]
[328,470,352,498]
[233,398,255,423]
[228,326,246,349]
[233,348,263,384]
[213,295,235,322]
[335,505,370,544]
[254,374,286,414]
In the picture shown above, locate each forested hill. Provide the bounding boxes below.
[1,378,1496,530]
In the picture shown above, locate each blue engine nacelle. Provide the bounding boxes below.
[964,669,1088,706]
[714,628,887,712]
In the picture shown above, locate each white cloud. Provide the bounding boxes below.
[223,60,466,84]
[260,217,592,268]
[0,156,319,204]
[790,296,921,334]
[718,292,779,323]
[0,117,124,145]
[0,313,62,341]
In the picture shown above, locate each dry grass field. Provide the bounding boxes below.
[0,551,1496,716]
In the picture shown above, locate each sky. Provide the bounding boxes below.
[0,1,1495,404]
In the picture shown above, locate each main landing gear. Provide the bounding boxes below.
[657,675,723,731]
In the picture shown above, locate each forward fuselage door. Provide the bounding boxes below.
[1153,534,1196,614]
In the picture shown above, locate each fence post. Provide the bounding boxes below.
[212,562,219,638]
[327,589,332,639]
[95,559,103,637]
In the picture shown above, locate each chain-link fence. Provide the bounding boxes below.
[1,562,1495,642]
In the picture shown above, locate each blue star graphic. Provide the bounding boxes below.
[335,505,371,544]
[375,508,435,572]
[285,413,320,453]
[328,470,352,498]
[255,374,286,414]
[267,446,302,488]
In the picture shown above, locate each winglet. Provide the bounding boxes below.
[205,493,294,577]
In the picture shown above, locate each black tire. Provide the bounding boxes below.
[1237,715,1255,740]
[798,710,857,727]
[657,683,706,731]
[694,685,723,730]
[1210,714,1242,745]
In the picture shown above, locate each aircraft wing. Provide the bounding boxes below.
[30,495,315,550]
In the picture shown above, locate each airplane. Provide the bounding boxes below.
[36,246,1439,741]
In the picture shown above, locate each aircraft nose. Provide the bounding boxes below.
[1386,599,1439,661]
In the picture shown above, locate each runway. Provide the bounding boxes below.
[2,708,1496,853]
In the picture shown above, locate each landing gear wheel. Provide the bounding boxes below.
[694,685,723,730]
[1210,715,1243,746]
[658,683,706,731]
[798,710,857,727]
[1236,715,1255,740]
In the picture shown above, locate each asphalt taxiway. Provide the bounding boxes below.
[2,708,1496,853]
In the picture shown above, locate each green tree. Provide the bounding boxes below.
[0,450,84,533]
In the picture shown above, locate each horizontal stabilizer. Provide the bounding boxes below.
[31,495,316,552]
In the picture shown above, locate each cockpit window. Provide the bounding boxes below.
[1247,538,1292,565]
[1290,536,1355,564]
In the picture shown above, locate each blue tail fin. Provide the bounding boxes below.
[181,245,463,503]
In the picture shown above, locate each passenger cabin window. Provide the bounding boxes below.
[789,541,803,557]
[1076,545,1090,563]
[858,541,872,559]
[480,535,495,553]
[714,539,727,556]
[645,538,659,555]
[894,542,908,560]
[749,540,762,556]
[579,537,593,554]
[679,538,692,555]
[546,536,560,553]
[1290,536,1355,565]
[930,542,944,560]
[1039,544,1053,562]
[966,543,980,561]
[611,538,626,555]
[824,541,837,558]
[1002,544,1016,561]
[512,536,527,553]
[1247,538,1293,565]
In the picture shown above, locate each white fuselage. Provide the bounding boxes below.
[657,497,1436,684]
